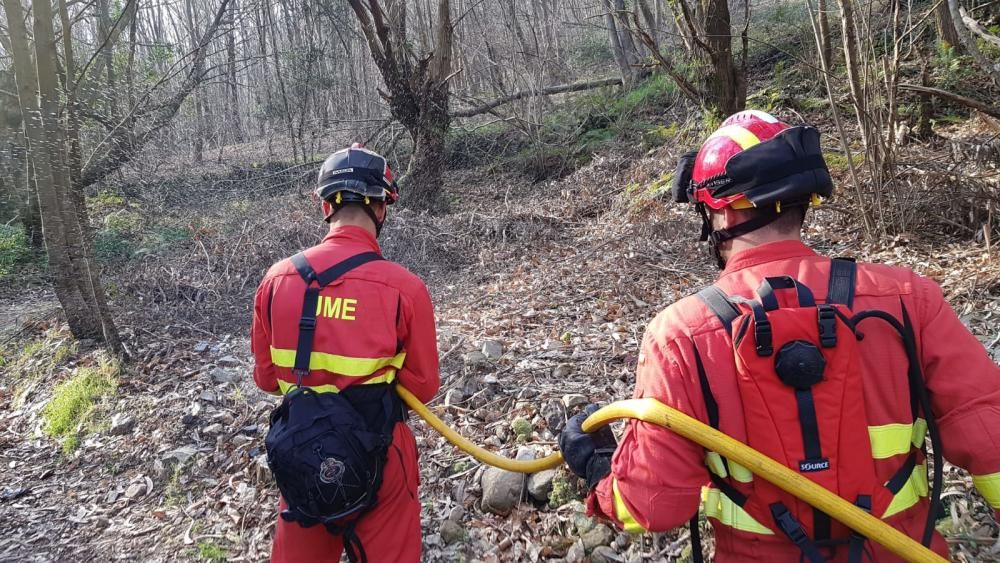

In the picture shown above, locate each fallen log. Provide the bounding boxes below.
[451,77,623,118]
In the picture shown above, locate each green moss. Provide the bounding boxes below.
[197,541,228,562]
[823,151,864,173]
[510,416,532,439]
[41,354,119,454]
[549,474,578,508]
[10,334,78,409]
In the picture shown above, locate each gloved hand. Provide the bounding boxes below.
[558,404,617,489]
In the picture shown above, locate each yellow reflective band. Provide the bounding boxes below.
[612,479,646,534]
[276,369,397,395]
[868,419,926,459]
[709,125,761,150]
[701,487,774,535]
[270,347,406,377]
[883,464,928,519]
[706,452,728,478]
[278,379,340,394]
[972,472,1000,509]
[728,460,754,483]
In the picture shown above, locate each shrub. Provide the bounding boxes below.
[93,228,133,261]
[197,541,228,562]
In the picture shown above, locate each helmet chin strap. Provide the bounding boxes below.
[325,202,387,238]
[697,203,783,270]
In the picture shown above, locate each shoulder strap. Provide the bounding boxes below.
[289,252,384,382]
[696,286,740,334]
[826,258,857,308]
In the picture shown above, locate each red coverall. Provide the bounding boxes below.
[589,240,1000,561]
[251,225,440,563]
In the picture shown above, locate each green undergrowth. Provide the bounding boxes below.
[0,224,42,280]
[452,73,683,182]
[197,541,229,562]
[4,330,79,410]
[41,352,120,454]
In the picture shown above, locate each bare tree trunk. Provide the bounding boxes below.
[703,0,745,114]
[3,0,122,349]
[603,0,641,87]
[227,0,243,143]
[935,0,962,52]
[818,0,834,67]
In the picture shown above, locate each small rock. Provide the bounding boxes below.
[203,423,224,435]
[188,401,203,417]
[480,467,525,515]
[240,424,259,435]
[193,341,210,353]
[542,400,565,432]
[181,414,198,427]
[444,389,465,407]
[0,487,31,502]
[581,524,614,552]
[527,469,557,502]
[439,520,465,545]
[162,446,198,465]
[481,341,503,360]
[566,539,586,562]
[613,533,630,550]
[209,368,239,384]
[199,390,217,403]
[214,411,235,425]
[573,512,596,535]
[217,355,240,367]
[591,546,618,563]
[448,506,465,523]
[124,483,146,500]
[552,363,574,378]
[463,351,488,368]
[103,488,120,504]
[483,374,499,385]
[562,394,588,410]
[231,435,252,447]
[108,413,135,436]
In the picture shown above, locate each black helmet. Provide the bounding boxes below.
[316,143,399,205]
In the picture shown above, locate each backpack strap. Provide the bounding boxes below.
[826,258,857,308]
[697,286,741,334]
[770,503,828,563]
[289,252,384,383]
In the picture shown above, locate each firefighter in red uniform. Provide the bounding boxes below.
[559,111,1000,561]
[252,144,439,562]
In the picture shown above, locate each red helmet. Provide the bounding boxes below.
[672,110,833,211]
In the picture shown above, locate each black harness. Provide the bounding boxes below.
[689,259,942,563]
[265,252,405,563]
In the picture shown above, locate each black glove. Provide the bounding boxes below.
[558,404,617,489]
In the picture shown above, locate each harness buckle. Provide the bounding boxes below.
[755,320,773,356]
[299,317,317,330]
[772,506,808,545]
[817,305,837,348]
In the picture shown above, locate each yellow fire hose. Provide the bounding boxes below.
[397,386,947,563]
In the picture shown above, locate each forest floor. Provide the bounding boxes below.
[2,120,1000,562]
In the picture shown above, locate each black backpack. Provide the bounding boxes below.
[264,252,404,563]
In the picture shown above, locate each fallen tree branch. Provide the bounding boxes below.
[960,7,1000,49]
[451,77,622,118]
[898,84,1000,120]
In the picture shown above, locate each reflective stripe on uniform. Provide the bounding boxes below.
[276,369,398,395]
[728,460,753,483]
[882,463,929,518]
[705,452,753,483]
[701,487,774,535]
[270,347,405,376]
[612,479,646,534]
[972,472,1000,508]
[868,418,927,459]
[706,452,728,478]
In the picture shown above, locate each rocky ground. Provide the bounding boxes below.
[1,137,999,562]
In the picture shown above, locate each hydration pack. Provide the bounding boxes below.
[264,252,404,563]
[689,259,942,563]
